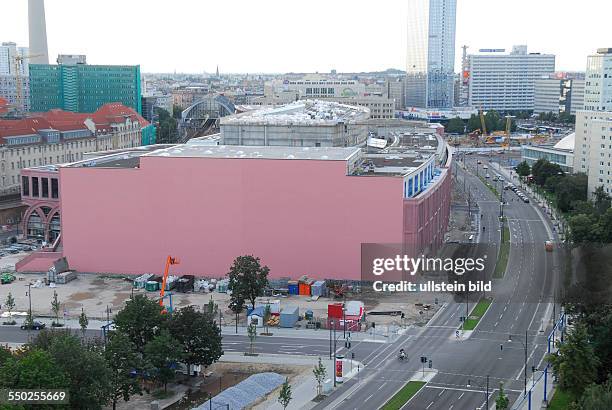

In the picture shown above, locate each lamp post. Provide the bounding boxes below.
[508,330,529,396]
[466,375,490,409]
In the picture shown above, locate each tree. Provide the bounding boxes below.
[51,290,61,327]
[515,161,531,177]
[580,379,612,409]
[156,108,179,144]
[0,345,11,367]
[227,255,270,310]
[531,159,562,186]
[168,305,223,376]
[114,294,166,353]
[79,308,89,339]
[144,328,184,393]
[263,304,272,335]
[485,110,502,132]
[313,357,327,396]
[278,377,292,410]
[467,114,481,132]
[547,323,599,396]
[4,292,15,324]
[445,117,465,134]
[105,332,143,410]
[496,383,509,409]
[555,174,588,213]
[593,186,612,215]
[247,322,257,355]
[0,349,69,390]
[47,333,113,409]
[569,214,597,243]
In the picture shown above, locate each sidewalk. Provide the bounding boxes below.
[220,325,400,343]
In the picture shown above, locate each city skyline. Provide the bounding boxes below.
[0,0,609,74]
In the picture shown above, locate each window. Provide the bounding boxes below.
[32,177,39,197]
[42,178,49,198]
[51,178,59,198]
[22,176,29,196]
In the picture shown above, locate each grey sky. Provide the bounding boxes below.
[0,0,609,74]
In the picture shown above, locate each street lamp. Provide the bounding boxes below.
[466,375,490,409]
[508,330,529,396]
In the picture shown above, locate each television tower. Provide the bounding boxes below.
[28,0,49,64]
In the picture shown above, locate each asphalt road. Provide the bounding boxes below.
[314,153,561,410]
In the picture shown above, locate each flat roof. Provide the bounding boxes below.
[221,100,369,126]
[145,145,361,161]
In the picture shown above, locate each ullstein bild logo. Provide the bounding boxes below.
[370,255,492,293]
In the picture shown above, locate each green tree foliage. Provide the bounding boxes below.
[156,107,178,144]
[548,323,599,396]
[227,255,270,310]
[0,349,69,390]
[531,159,563,186]
[114,294,166,353]
[495,383,509,409]
[51,291,61,327]
[515,161,531,177]
[168,305,223,376]
[467,114,481,132]
[144,328,184,393]
[4,292,15,323]
[485,110,503,132]
[79,308,88,338]
[593,186,612,215]
[47,333,112,410]
[313,357,327,396]
[278,377,292,410]
[247,322,257,355]
[579,378,612,409]
[105,332,143,410]
[445,117,465,134]
[555,174,588,213]
[0,345,11,367]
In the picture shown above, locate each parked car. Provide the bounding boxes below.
[522,197,530,203]
[20,321,46,330]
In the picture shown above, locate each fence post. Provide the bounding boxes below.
[543,367,548,403]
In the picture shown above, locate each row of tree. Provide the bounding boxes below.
[445,110,518,134]
[537,111,575,124]
[0,295,223,409]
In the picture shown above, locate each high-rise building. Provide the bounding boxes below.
[583,48,612,111]
[467,46,555,111]
[573,48,612,196]
[28,0,49,65]
[534,73,585,115]
[0,43,30,112]
[387,77,406,110]
[29,57,142,114]
[405,0,457,109]
[0,43,30,75]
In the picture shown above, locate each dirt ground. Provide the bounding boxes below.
[0,266,443,326]
[108,362,307,410]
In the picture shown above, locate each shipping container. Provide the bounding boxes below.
[298,282,311,296]
[328,303,343,319]
[288,282,299,295]
[176,275,195,293]
[311,280,327,297]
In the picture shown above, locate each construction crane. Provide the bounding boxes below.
[479,106,487,136]
[159,256,179,313]
[12,54,43,112]
[502,115,515,149]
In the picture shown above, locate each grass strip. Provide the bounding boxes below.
[493,224,511,278]
[547,389,575,410]
[462,298,492,330]
[381,381,426,410]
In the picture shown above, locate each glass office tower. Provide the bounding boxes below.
[406,0,457,109]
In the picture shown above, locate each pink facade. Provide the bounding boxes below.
[18,151,452,280]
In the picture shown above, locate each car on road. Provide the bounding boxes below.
[523,197,530,203]
[20,321,46,330]
[485,174,490,178]
[0,272,15,284]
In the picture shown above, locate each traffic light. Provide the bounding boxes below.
[500,344,503,351]
[351,352,355,360]
[428,359,432,369]
[401,312,405,319]
[420,356,427,363]
[372,322,376,329]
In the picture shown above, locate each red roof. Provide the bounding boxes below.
[0,103,150,140]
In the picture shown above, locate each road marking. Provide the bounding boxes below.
[364,393,373,402]
[426,401,434,409]
[438,389,445,396]
[458,392,465,399]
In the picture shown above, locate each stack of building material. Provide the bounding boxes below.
[164,275,179,291]
[56,270,77,284]
[216,279,229,293]
[145,281,159,292]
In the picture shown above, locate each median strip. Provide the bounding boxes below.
[493,223,511,278]
[462,298,492,331]
[381,381,426,410]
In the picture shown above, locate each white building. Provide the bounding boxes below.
[387,77,406,110]
[521,133,574,173]
[405,0,457,109]
[467,46,555,111]
[583,48,612,111]
[268,76,366,99]
[534,74,585,115]
[0,43,30,113]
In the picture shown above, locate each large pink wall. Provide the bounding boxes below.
[59,157,405,279]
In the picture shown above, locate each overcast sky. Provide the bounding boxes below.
[1,0,610,74]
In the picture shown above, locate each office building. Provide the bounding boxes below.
[28,0,49,65]
[387,77,406,110]
[29,58,142,114]
[405,0,457,109]
[17,135,451,278]
[521,133,574,173]
[0,43,30,112]
[467,46,555,111]
[573,48,612,196]
[534,73,585,115]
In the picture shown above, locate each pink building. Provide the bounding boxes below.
[17,142,452,280]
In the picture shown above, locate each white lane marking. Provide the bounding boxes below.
[426,401,434,409]
[364,393,373,402]
[459,392,465,399]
